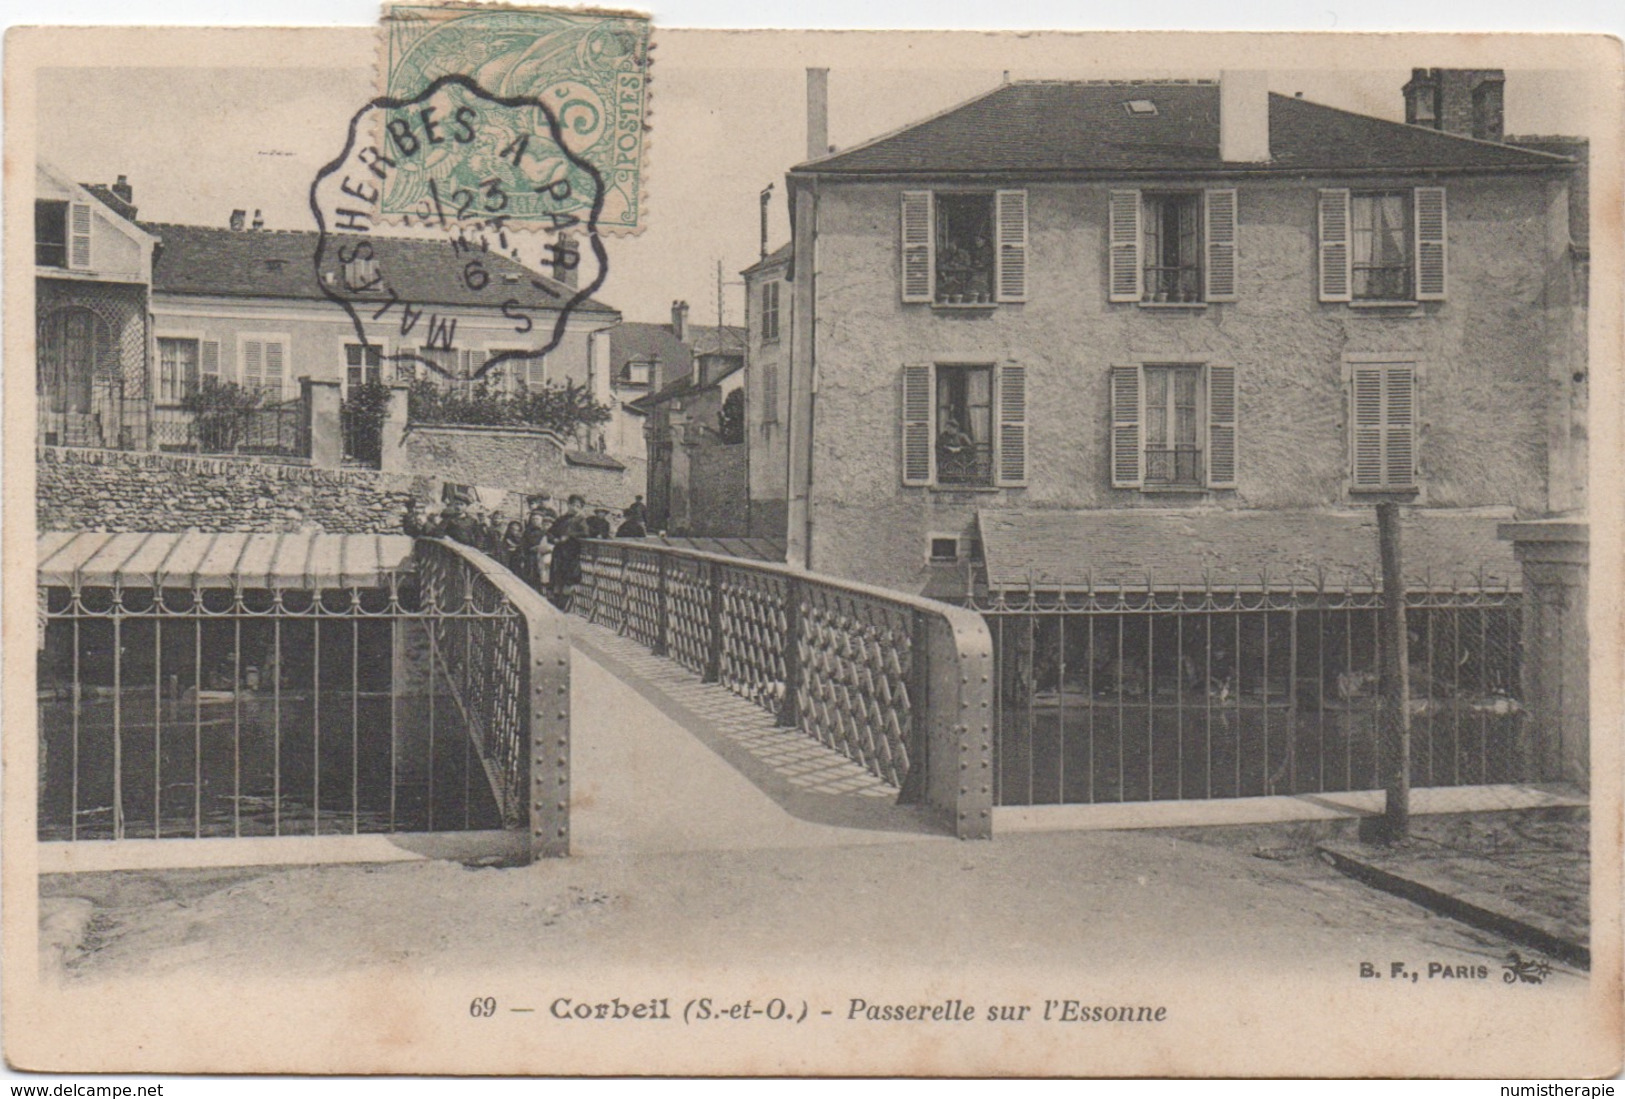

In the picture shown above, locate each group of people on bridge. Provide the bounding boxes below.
[403,492,647,608]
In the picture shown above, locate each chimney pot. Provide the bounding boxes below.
[1219,71,1271,163]
[672,300,689,344]
[229,209,246,231]
[806,67,830,162]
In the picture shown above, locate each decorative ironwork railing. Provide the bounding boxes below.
[35,535,568,861]
[967,571,1525,808]
[574,539,996,837]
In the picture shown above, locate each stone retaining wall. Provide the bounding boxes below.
[37,446,421,533]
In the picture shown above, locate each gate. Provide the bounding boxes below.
[973,573,1526,806]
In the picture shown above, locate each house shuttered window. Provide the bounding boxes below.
[1110,363,1238,490]
[1350,362,1418,490]
[69,201,93,270]
[900,189,1028,305]
[1320,187,1447,303]
[241,337,288,398]
[1108,188,1237,304]
[900,362,1028,488]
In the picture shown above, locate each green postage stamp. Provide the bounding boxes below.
[380,4,651,233]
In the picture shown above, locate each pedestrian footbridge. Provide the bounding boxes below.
[34,532,991,872]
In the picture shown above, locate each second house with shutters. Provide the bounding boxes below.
[778,73,1586,594]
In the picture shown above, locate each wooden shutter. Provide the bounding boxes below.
[264,341,285,397]
[900,191,934,303]
[1414,187,1447,301]
[1206,363,1237,488]
[996,363,1028,486]
[1110,365,1143,488]
[527,352,547,387]
[242,339,264,392]
[995,189,1029,303]
[1108,190,1142,302]
[900,363,934,486]
[1384,365,1417,486]
[1318,189,1351,302]
[69,202,93,270]
[1204,189,1238,302]
[1352,364,1419,489]
[201,340,221,380]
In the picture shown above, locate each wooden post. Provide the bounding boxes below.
[1377,501,1411,843]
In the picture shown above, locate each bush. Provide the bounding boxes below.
[179,378,264,452]
[342,381,391,466]
[407,376,611,442]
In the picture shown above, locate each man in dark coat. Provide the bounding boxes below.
[546,494,590,605]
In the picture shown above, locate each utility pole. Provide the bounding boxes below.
[1377,500,1411,844]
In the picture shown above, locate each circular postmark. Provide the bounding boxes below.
[309,73,608,384]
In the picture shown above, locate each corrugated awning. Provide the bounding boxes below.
[975,508,1521,592]
[36,531,416,590]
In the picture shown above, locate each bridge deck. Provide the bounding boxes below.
[567,618,950,857]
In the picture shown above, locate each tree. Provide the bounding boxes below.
[717,387,745,444]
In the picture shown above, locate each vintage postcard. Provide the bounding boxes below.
[3,14,1621,1079]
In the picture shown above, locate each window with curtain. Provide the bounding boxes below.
[1351,191,1413,301]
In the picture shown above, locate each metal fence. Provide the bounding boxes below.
[573,539,997,837]
[971,572,1527,807]
[151,395,310,458]
[35,534,568,860]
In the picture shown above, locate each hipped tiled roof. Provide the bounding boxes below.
[142,222,614,313]
[798,82,1574,177]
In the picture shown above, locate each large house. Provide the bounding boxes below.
[35,163,618,456]
[778,71,1587,594]
[768,69,1589,807]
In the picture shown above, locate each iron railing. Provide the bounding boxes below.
[970,571,1526,807]
[35,534,568,861]
[573,539,996,837]
[151,396,310,458]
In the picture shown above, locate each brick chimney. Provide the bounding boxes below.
[229,209,246,231]
[1219,71,1271,163]
[111,175,133,204]
[251,209,265,230]
[1404,68,1504,142]
[807,67,829,160]
[671,300,689,343]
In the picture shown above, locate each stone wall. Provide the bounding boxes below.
[403,423,645,510]
[37,446,420,533]
[687,441,748,536]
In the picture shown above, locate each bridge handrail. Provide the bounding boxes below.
[414,537,571,859]
[574,538,995,838]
